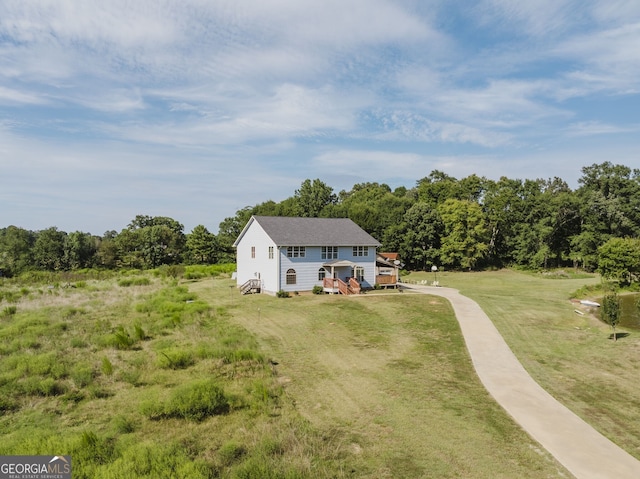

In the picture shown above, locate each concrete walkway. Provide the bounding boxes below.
[405,284,640,479]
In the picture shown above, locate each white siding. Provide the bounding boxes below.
[278,246,377,293]
[235,217,379,294]
[235,221,279,293]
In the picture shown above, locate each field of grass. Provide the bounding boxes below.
[0,270,571,478]
[192,280,568,477]
[404,269,640,461]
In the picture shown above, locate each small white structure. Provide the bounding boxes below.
[233,216,381,295]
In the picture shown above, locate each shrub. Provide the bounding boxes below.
[218,440,246,466]
[111,415,136,434]
[71,338,87,348]
[2,305,17,317]
[0,396,19,414]
[104,326,136,350]
[144,379,230,421]
[133,323,147,341]
[276,290,290,298]
[101,357,114,376]
[19,377,67,396]
[118,276,151,287]
[71,364,95,388]
[312,285,324,295]
[157,349,195,370]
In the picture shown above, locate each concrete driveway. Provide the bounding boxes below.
[406,284,640,479]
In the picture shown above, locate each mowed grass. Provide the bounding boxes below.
[406,269,640,461]
[192,280,568,478]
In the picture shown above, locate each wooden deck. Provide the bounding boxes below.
[323,277,361,295]
[376,274,398,288]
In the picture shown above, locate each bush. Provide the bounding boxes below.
[71,363,95,388]
[144,379,230,421]
[157,349,195,370]
[312,285,324,295]
[2,305,17,317]
[104,326,137,350]
[118,277,151,287]
[276,290,290,298]
[100,357,114,376]
[218,440,246,466]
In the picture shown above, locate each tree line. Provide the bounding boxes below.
[1,162,639,283]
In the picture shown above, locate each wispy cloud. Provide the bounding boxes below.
[1,1,639,233]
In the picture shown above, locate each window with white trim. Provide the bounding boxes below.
[321,246,338,260]
[268,246,274,259]
[352,246,369,257]
[318,268,327,281]
[251,246,256,258]
[286,246,306,258]
[354,266,365,282]
[286,268,297,285]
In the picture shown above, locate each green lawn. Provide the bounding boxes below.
[405,268,640,461]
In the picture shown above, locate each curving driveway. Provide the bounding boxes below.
[406,284,640,479]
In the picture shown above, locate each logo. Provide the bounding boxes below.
[0,456,72,479]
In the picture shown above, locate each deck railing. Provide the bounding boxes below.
[375,275,397,285]
[323,277,360,295]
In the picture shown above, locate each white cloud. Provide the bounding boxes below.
[0,85,47,105]
[565,121,640,137]
[1,1,640,234]
[475,0,583,38]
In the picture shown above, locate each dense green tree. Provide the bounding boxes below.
[118,216,186,268]
[597,237,640,285]
[96,235,119,269]
[438,199,488,270]
[329,182,412,244]
[416,170,459,206]
[64,231,96,269]
[482,177,526,266]
[575,163,640,264]
[217,207,254,263]
[0,226,35,276]
[33,227,67,270]
[294,179,336,217]
[186,225,217,264]
[392,202,443,271]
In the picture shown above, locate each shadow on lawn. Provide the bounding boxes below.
[609,332,631,340]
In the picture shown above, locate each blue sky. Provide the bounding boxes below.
[1,0,639,235]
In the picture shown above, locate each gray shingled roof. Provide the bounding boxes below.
[251,216,381,247]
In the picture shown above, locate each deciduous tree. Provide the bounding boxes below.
[438,199,488,270]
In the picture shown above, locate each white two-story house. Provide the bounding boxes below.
[233,216,381,295]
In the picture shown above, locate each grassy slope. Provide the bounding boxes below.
[193,279,568,478]
[407,269,640,461]
[1,270,589,477]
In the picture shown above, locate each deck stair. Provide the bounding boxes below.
[323,277,361,295]
[241,279,261,295]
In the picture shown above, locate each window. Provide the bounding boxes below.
[352,246,369,257]
[251,246,256,258]
[318,268,327,281]
[268,246,274,259]
[286,268,297,285]
[354,266,365,282]
[286,246,306,258]
[321,246,338,260]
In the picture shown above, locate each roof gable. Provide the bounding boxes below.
[234,216,381,247]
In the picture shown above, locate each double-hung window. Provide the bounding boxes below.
[286,246,305,258]
[321,246,338,260]
[268,246,274,259]
[352,246,369,257]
